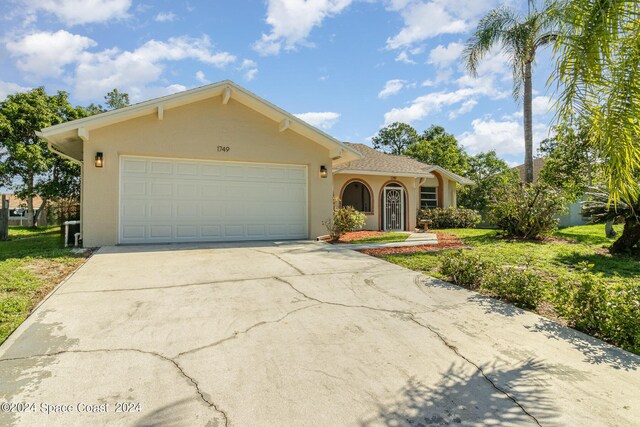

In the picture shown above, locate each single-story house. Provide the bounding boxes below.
[38,80,471,246]
[334,143,472,231]
[4,194,43,226]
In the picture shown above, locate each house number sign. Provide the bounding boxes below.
[217,146,230,152]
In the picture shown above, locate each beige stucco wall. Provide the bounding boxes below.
[81,96,333,246]
[332,173,457,231]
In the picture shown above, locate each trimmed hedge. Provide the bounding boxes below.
[418,207,481,229]
[439,250,544,310]
[555,269,640,354]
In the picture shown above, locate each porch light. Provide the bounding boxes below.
[319,165,328,178]
[95,152,104,168]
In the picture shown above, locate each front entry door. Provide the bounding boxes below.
[383,186,404,231]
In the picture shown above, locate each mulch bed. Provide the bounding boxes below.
[332,230,386,244]
[358,233,466,255]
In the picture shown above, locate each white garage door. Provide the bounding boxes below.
[119,156,308,244]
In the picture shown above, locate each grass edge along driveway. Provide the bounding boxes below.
[0,226,88,344]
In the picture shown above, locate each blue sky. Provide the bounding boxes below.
[0,0,557,166]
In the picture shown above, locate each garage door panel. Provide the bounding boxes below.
[120,156,308,243]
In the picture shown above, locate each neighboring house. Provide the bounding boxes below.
[511,157,585,227]
[38,81,472,246]
[5,195,42,226]
[513,157,546,183]
[334,143,472,232]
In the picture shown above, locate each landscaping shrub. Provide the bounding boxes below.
[323,198,366,240]
[439,250,494,289]
[554,267,640,354]
[418,207,481,229]
[487,182,566,239]
[482,267,544,310]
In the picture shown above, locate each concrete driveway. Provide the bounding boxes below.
[0,242,638,426]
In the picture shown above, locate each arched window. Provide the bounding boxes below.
[341,181,372,213]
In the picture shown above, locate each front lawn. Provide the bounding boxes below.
[378,224,639,354]
[0,227,88,344]
[350,232,409,244]
[382,225,633,285]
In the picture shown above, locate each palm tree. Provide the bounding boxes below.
[463,3,557,183]
[551,0,640,206]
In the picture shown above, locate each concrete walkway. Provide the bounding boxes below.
[0,241,638,426]
[336,232,438,250]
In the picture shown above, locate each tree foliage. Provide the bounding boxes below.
[464,3,557,183]
[0,88,87,226]
[538,119,601,200]
[550,0,640,206]
[458,151,518,212]
[404,125,469,175]
[371,122,419,155]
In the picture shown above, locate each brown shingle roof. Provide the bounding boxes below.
[334,143,474,185]
[335,143,434,175]
[512,157,546,183]
[3,194,43,209]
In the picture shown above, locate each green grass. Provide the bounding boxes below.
[0,227,85,344]
[350,232,410,244]
[8,225,60,239]
[380,224,638,286]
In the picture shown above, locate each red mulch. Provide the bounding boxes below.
[358,233,466,255]
[333,230,386,243]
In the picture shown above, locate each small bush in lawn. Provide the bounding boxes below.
[554,267,640,354]
[323,198,366,240]
[481,267,544,310]
[418,207,481,229]
[487,182,566,239]
[439,250,494,289]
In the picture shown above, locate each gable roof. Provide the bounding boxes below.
[334,143,473,185]
[512,157,546,183]
[37,80,361,165]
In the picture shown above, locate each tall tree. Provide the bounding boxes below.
[551,0,640,205]
[0,88,86,226]
[458,151,519,212]
[104,88,130,110]
[371,122,419,155]
[464,2,557,183]
[538,119,600,201]
[405,125,469,175]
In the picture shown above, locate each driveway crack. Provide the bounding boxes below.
[175,303,320,358]
[0,348,230,426]
[253,249,305,275]
[274,276,542,427]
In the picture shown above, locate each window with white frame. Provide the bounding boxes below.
[420,186,438,209]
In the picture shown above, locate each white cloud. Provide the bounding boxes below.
[253,0,352,56]
[385,0,503,50]
[458,118,549,156]
[378,79,406,98]
[238,59,258,81]
[386,0,468,49]
[294,111,340,129]
[195,70,209,84]
[395,51,416,64]
[532,95,552,116]
[428,42,464,67]
[154,12,176,22]
[0,81,31,101]
[73,35,236,100]
[23,0,131,25]
[5,30,97,78]
[448,99,477,119]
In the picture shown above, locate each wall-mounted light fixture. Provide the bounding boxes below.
[319,165,328,178]
[95,152,104,168]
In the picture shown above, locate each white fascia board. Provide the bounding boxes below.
[334,169,436,178]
